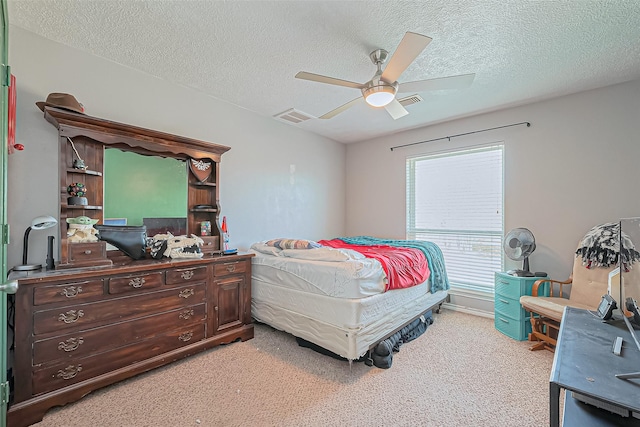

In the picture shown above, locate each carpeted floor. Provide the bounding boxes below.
[33,309,555,427]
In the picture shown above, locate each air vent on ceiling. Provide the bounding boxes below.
[274,108,314,124]
[398,94,423,107]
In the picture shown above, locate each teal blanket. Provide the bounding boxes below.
[338,236,450,292]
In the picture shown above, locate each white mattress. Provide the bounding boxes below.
[250,246,448,360]
[251,283,447,360]
[249,245,386,298]
[252,274,430,329]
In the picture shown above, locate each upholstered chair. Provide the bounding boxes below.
[519,255,612,352]
[519,222,640,352]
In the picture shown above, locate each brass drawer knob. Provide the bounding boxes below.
[225,264,236,272]
[58,309,84,324]
[181,270,195,280]
[84,250,92,255]
[129,277,146,288]
[56,364,83,380]
[179,288,195,299]
[58,337,84,352]
[60,285,83,298]
[179,331,194,342]
[179,309,195,320]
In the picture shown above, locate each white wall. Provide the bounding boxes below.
[9,25,640,313]
[345,78,640,286]
[6,26,346,269]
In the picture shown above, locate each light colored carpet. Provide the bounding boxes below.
[34,309,555,427]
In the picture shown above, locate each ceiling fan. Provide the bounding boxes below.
[295,32,475,120]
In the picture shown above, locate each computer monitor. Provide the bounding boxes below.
[616,217,640,379]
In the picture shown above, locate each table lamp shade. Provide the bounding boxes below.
[14,215,58,271]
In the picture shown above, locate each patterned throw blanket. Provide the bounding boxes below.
[323,236,450,293]
[319,238,430,292]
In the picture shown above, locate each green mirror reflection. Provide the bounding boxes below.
[103,149,187,228]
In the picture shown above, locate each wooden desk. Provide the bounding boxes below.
[549,307,640,427]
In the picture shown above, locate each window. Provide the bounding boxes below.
[406,144,503,292]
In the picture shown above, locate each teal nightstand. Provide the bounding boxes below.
[494,272,549,340]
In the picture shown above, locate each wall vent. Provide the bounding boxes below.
[398,94,423,107]
[274,108,314,124]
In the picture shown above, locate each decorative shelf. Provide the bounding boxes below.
[64,205,103,210]
[190,182,216,187]
[66,168,102,176]
[190,208,217,213]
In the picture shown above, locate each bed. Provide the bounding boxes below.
[249,236,449,363]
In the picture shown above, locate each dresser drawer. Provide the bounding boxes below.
[32,323,207,395]
[33,284,205,335]
[33,279,104,306]
[214,260,246,277]
[68,242,107,263]
[495,273,547,299]
[495,313,531,341]
[495,295,528,321]
[166,266,207,285]
[495,275,526,299]
[33,303,206,366]
[108,271,164,294]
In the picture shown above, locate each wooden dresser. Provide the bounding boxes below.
[8,254,253,427]
[6,107,253,426]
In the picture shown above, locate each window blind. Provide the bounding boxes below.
[406,144,504,291]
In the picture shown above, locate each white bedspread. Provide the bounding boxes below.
[249,242,387,298]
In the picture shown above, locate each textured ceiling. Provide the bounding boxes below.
[8,0,640,143]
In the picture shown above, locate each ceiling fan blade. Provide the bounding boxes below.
[384,98,409,120]
[295,71,364,89]
[319,97,362,119]
[398,73,475,93]
[381,32,432,83]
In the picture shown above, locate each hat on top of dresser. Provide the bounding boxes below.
[36,92,85,114]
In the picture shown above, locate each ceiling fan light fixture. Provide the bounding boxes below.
[363,84,396,107]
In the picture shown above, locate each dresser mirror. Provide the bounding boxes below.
[103,148,188,236]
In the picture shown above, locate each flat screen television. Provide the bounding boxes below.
[617,217,640,379]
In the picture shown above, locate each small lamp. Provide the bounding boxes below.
[13,215,58,271]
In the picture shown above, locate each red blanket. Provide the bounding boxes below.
[319,239,430,291]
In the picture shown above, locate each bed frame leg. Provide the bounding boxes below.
[364,351,374,367]
[435,302,443,314]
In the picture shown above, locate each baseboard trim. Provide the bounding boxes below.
[448,287,494,301]
[442,302,494,319]
[442,288,495,318]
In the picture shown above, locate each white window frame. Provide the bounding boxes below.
[406,143,504,293]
